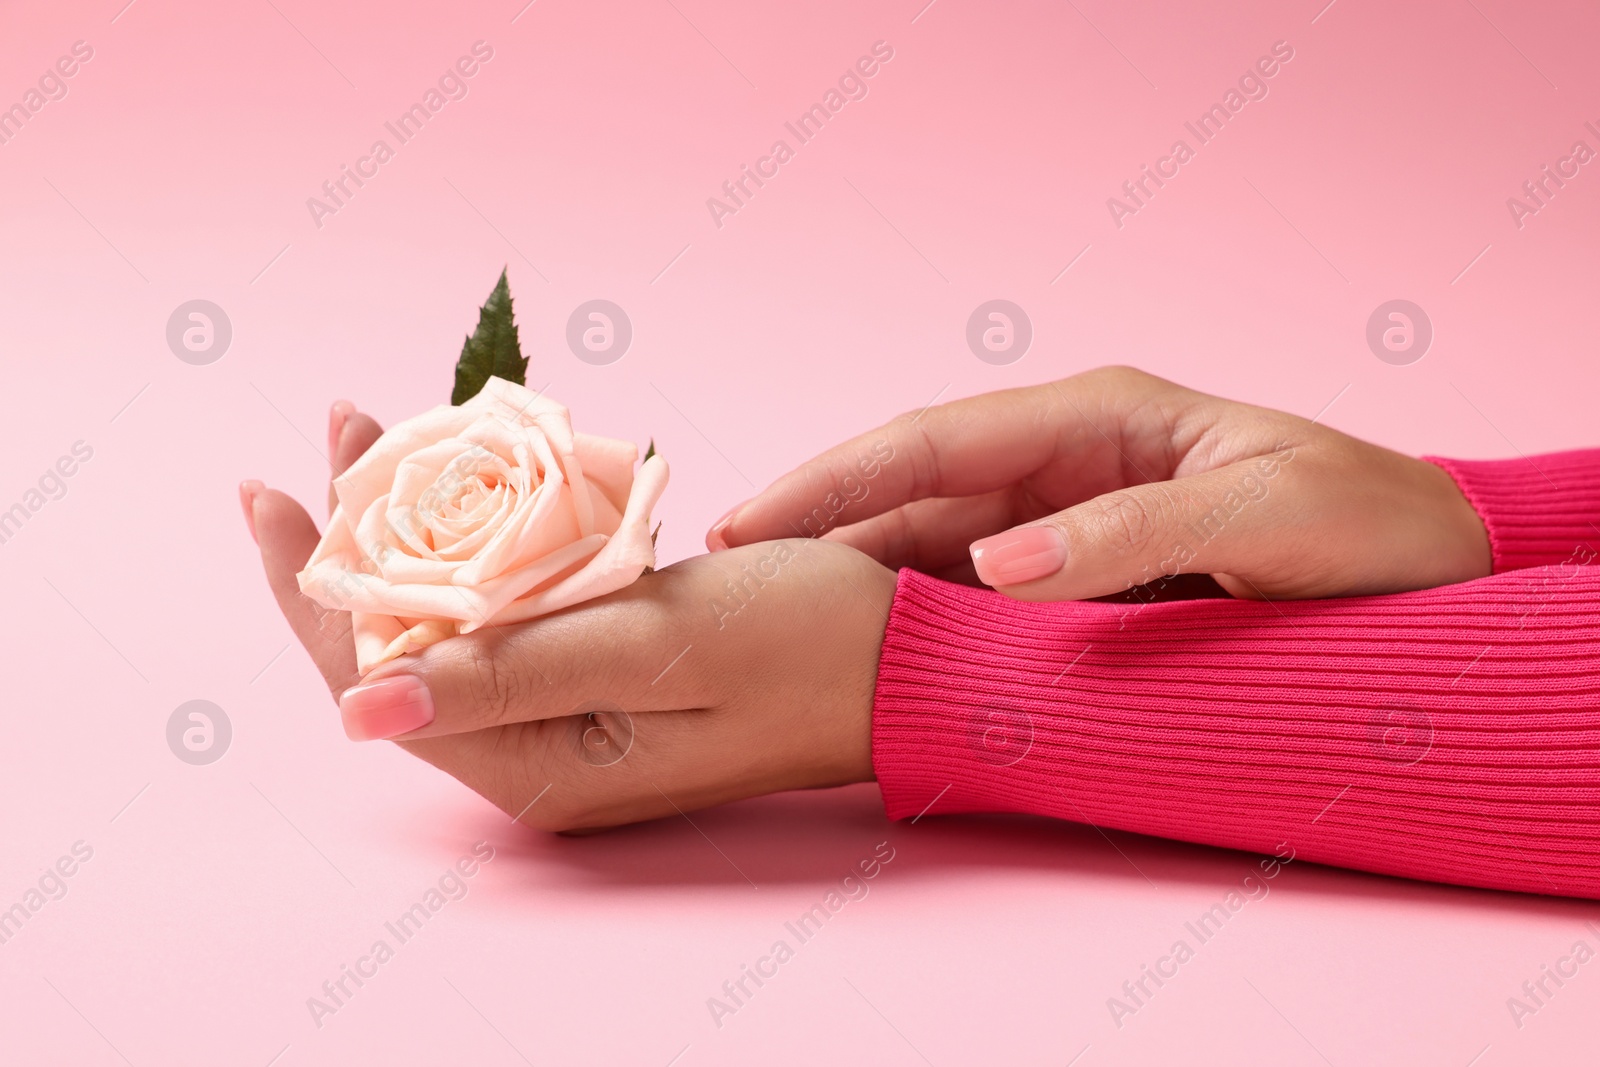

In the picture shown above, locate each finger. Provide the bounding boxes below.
[247,477,552,800]
[823,489,1019,571]
[385,718,631,833]
[921,557,984,586]
[711,367,1194,551]
[246,484,361,697]
[380,720,574,830]
[969,453,1299,601]
[334,571,698,742]
[394,708,762,834]
[328,402,384,515]
[389,723,537,814]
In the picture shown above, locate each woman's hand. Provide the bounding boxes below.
[245,406,893,832]
[709,366,1492,602]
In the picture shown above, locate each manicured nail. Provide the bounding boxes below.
[970,526,1068,587]
[328,400,355,458]
[705,499,749,552]
[339,675,435,741]
[239,480,263,543]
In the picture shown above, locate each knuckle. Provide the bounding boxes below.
[1084,492,1164,555]
[1082,364,1150,389]
[460,641,526,725]
[880,404,940,488]
[1078,364,1184,402]
[902,415,943,500]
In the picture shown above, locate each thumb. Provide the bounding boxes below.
[969,457,1292,601]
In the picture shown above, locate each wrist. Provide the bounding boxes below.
[1423,451,1600,573]
[1416,456,1493,583]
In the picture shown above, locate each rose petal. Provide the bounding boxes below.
[478,454,668,628]
[447,531,610,626]
[355,613,457,673]
[301,378,669,673]
[573,432,639,514]
[332,404,479,525]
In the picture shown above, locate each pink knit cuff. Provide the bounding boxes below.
[1425,451,1600,573]
[871,567,1600,898]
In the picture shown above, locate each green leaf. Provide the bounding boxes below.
[643,438,657,463]
[451,268,527,404]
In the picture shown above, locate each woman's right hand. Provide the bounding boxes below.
[708,366,1492,602]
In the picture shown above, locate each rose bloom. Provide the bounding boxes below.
[299,377,669,673]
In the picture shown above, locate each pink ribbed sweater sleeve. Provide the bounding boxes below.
[1427,450,1600,572]
[872,452,1600,899]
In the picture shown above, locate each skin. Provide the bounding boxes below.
[715,366,1492,601]
[250,408,891,832]
[248,366,1491,831]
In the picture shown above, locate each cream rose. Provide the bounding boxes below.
[298,377,668,673]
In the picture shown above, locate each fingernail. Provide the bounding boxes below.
[328,400,355,458]
[239,480,262,543]
[705,499,749,552]
[970,526,1068,587]
[339,675,435,741]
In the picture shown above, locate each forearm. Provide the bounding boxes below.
[872,566,1600,898]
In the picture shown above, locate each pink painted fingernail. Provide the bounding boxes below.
[339,676,434,741]
[970,526,1068,587]
[328,400,355,458]
[239,480,263,543]
[705,499,749,552]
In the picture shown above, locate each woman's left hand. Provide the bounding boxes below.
[245,405,894,831]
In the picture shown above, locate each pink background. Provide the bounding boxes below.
[3,0,1598,1062]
